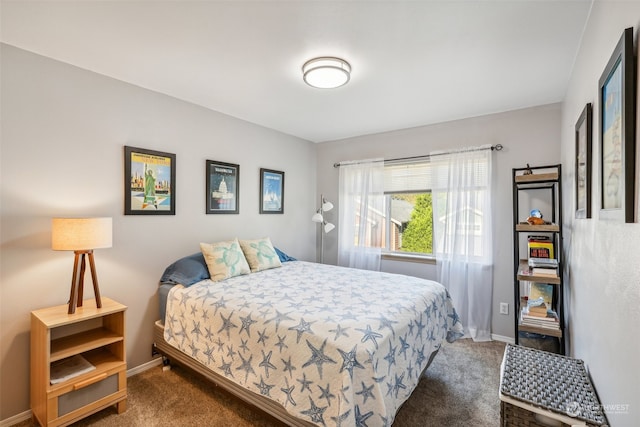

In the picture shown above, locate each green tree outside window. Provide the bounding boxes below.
[400,193,433,254]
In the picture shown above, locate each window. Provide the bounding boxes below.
[383,161,434,256]
[384,192,433,255]
[347,152,490,259]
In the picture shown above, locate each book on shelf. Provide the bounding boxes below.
[527,236,554,259]
[527,305,549,317]
[50,354,96,385]
[531,267,558,277]
[522,311,558,321]
[521,305,558,316]
[527,235,551,242]
[530,283,553,307]
[528,257,559,268]
[520,307,560,329]
[521,318,560,329]
[524,297,552,317]
[522,321,560,331]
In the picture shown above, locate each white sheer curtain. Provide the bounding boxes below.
[432,146,493,341]
[338,159,385,271]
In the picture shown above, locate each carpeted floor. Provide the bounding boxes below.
[15,338,505,426]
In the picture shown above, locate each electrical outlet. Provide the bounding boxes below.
[500,302,509,315]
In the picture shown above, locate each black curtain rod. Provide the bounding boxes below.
[333,144,503,168]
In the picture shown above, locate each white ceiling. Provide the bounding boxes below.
[1,1,592,143]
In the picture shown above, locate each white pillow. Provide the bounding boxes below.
[200,238,250,281]
[239,237,282,272]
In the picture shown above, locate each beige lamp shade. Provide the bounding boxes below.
[52,217,113,251]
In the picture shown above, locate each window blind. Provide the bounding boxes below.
[383,162,432,193]
[383,148,490,193]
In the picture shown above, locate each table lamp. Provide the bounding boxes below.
[52,217,112,314]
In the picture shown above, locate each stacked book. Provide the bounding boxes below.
[528,257,558,278]
[528,235,554,259]
[520,298,560,331]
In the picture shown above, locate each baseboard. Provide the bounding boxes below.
[0,410,31,427]
[491,333,515,344]
[0,358,164,427]
[127,356,163,377]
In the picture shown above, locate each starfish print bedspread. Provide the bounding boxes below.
[164,261,463,426]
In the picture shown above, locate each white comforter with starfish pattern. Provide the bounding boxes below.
[164,261,463,426]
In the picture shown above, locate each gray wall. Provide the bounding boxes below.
[0,45,316,420]
[560,2,640,425]
[316,103,562,341]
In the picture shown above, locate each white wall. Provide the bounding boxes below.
[315,104,562,341]
[0,44,316,420]
[560,2,640,425]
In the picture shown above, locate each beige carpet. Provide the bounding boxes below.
[15,339,505,427]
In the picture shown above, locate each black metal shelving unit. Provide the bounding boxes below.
[512,164,565,355]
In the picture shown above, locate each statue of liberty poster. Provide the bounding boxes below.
[125,146,176,215]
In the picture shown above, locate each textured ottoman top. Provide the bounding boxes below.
[500,344,607,425]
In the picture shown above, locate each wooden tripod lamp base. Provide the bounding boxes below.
[68,250,103,314]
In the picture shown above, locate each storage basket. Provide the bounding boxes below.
[501,401,600,427]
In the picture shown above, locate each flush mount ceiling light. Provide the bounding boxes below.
[302,57,351,89]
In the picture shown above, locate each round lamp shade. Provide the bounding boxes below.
[52,217,112,251]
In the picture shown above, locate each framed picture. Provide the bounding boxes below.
[598,27,635,222]
[636,37,640,222]
[124,146,176,215]
[575,103,592,219]
[259,168,284,214]
[206,160,239,214]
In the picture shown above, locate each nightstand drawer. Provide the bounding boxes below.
[58,372,118,416]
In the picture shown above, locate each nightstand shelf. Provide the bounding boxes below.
[31,297,127,427]
[50,328,123,362]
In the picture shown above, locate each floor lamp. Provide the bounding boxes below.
[311,194,335,264]
[52,218,112,314]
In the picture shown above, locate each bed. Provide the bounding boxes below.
[153,242,463,426]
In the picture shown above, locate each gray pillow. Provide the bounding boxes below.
[160,252,210,287]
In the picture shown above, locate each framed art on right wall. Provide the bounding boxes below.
[575,103,592,219]
[636,32,640,222]
[598,27,636,222]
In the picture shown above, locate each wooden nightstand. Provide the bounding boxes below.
[30,297,127,426]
